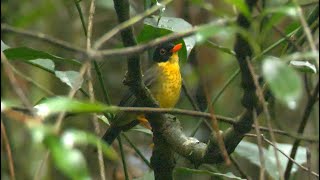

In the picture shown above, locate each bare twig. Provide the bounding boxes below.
[1,24,87,55]
[93,27,197,58]
[230,156,251,180]
[246,59,284,180]
[1,52,33,111]
[85,0,106,179]
[246,134,319,178]
[1,121,15,180]
[294,1,319,68]
[122,133,152,169]
[8,63,54,96]
[306,147,312,180]
[284,80,319,179]
[253,109,265,180]
[182,80,201,111]
[202,71,231,165]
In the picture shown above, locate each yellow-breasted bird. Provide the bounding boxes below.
[102,42,183,144]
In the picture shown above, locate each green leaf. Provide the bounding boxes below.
[55,71,84,90]
[34,97,117,117]
[44,136,90,180]
[3,47,81,66]
[30,59,55,71]
[174,167,245,180]
[138,16,196,61]
[262,56,303,109]
[61,129,118,160]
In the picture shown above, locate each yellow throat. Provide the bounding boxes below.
[151,52,182,108]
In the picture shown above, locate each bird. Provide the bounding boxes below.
[102,42,183,144]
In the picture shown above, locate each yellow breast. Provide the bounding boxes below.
[151,53,182,108]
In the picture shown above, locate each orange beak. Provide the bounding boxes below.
[170,43,183,53]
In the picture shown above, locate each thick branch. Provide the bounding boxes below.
[112,0,174,179]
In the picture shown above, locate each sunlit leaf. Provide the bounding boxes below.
[262,56,302,109]
[174,167,245,180]
[30,59,55,71]
[290,60,317,73]
[34,97,117,117]
[62,129,118,160]
[55,71,84,90]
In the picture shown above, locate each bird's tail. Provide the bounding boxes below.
[102,120,140,145]
[102,126,122,145]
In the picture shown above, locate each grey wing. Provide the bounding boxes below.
[112,65,160,126]
[118,65,160,107]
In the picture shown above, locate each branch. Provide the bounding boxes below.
[112,0,175,179]
[1,23,87,55]
[1,121,15,180]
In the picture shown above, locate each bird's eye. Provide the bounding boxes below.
[159,49,166,55]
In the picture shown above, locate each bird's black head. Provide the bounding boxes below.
[152,42,182,62]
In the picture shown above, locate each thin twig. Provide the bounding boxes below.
[253,109,265,180]
[74,0,87,37]
[246,134,319,178]
[211,69,240,106]
[8,63,54,96]
[122,133,152,169]
[230,156,251,180]
[182,80,201,111]
[1,24,87,55]
[196,47,231,165]
[294,0,319,69]
[284,80,319,179]
[85,0,106,179]
[306,147,312,180]
[246,59,284,180]
[1,121,16,180]
[1,52,34,115]
[93,0,174,49]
